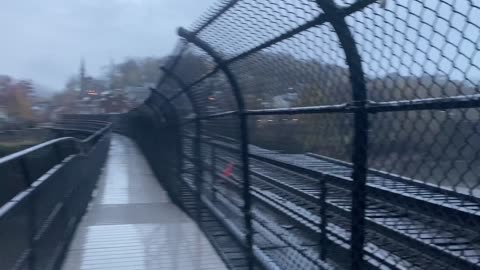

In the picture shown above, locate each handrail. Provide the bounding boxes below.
[0,117,112,270]
[0,137,76,165]
[0,122,112,166]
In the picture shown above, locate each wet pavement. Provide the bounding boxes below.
[61,135,227,270]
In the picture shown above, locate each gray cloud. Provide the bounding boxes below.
[0,0,216,91]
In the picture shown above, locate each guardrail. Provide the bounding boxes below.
[0,121,111,270]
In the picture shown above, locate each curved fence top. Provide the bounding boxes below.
[160,0,479,112]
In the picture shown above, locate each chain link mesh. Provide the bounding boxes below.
[134,0,480,269]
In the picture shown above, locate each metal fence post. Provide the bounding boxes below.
[19,157,36,270]
[320,176,328,261]
[150,90,186,205]
[159,67,205,225]
[313,1,369,268]
[193,117,203,223]
[178,27,255,270]
[173,106,184,207]
[53,143,63,164]
[210,142,218,201]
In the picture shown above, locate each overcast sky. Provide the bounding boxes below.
[0,0,216,92]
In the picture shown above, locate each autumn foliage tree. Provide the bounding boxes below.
[0,75,34,125]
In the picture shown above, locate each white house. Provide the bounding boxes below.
[0,106,9,122]
[272,93,298,108]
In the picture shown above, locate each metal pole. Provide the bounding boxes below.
[193,117,203,223]
[313,1,369,268]
[210,142,218,201]
[150,90,185,205]
[178,27,255,270]
[158,68,205,226]
[320,176,328,260]
[19,158,36,270]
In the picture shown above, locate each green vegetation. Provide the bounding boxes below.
[0,129,54,158]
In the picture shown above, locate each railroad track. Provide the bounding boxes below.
[181,158,333,269]
[217,155,454,269]
[181,135,480,269]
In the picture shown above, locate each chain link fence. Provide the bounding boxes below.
[120,0,480,269]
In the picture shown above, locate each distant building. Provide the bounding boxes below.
[124,86,150,105]
[0,106,9,122]
[272,93,298,108]
[80,58,86,93]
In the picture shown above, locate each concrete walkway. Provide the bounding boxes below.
[62,135,227,270]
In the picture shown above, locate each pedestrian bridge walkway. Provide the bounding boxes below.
[61,135,226,270]
[2,0,480,268]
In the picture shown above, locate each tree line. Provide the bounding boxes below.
[52,56,167,114]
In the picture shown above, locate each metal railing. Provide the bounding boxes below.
[0,120,111,270]
[111,0,480,269]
